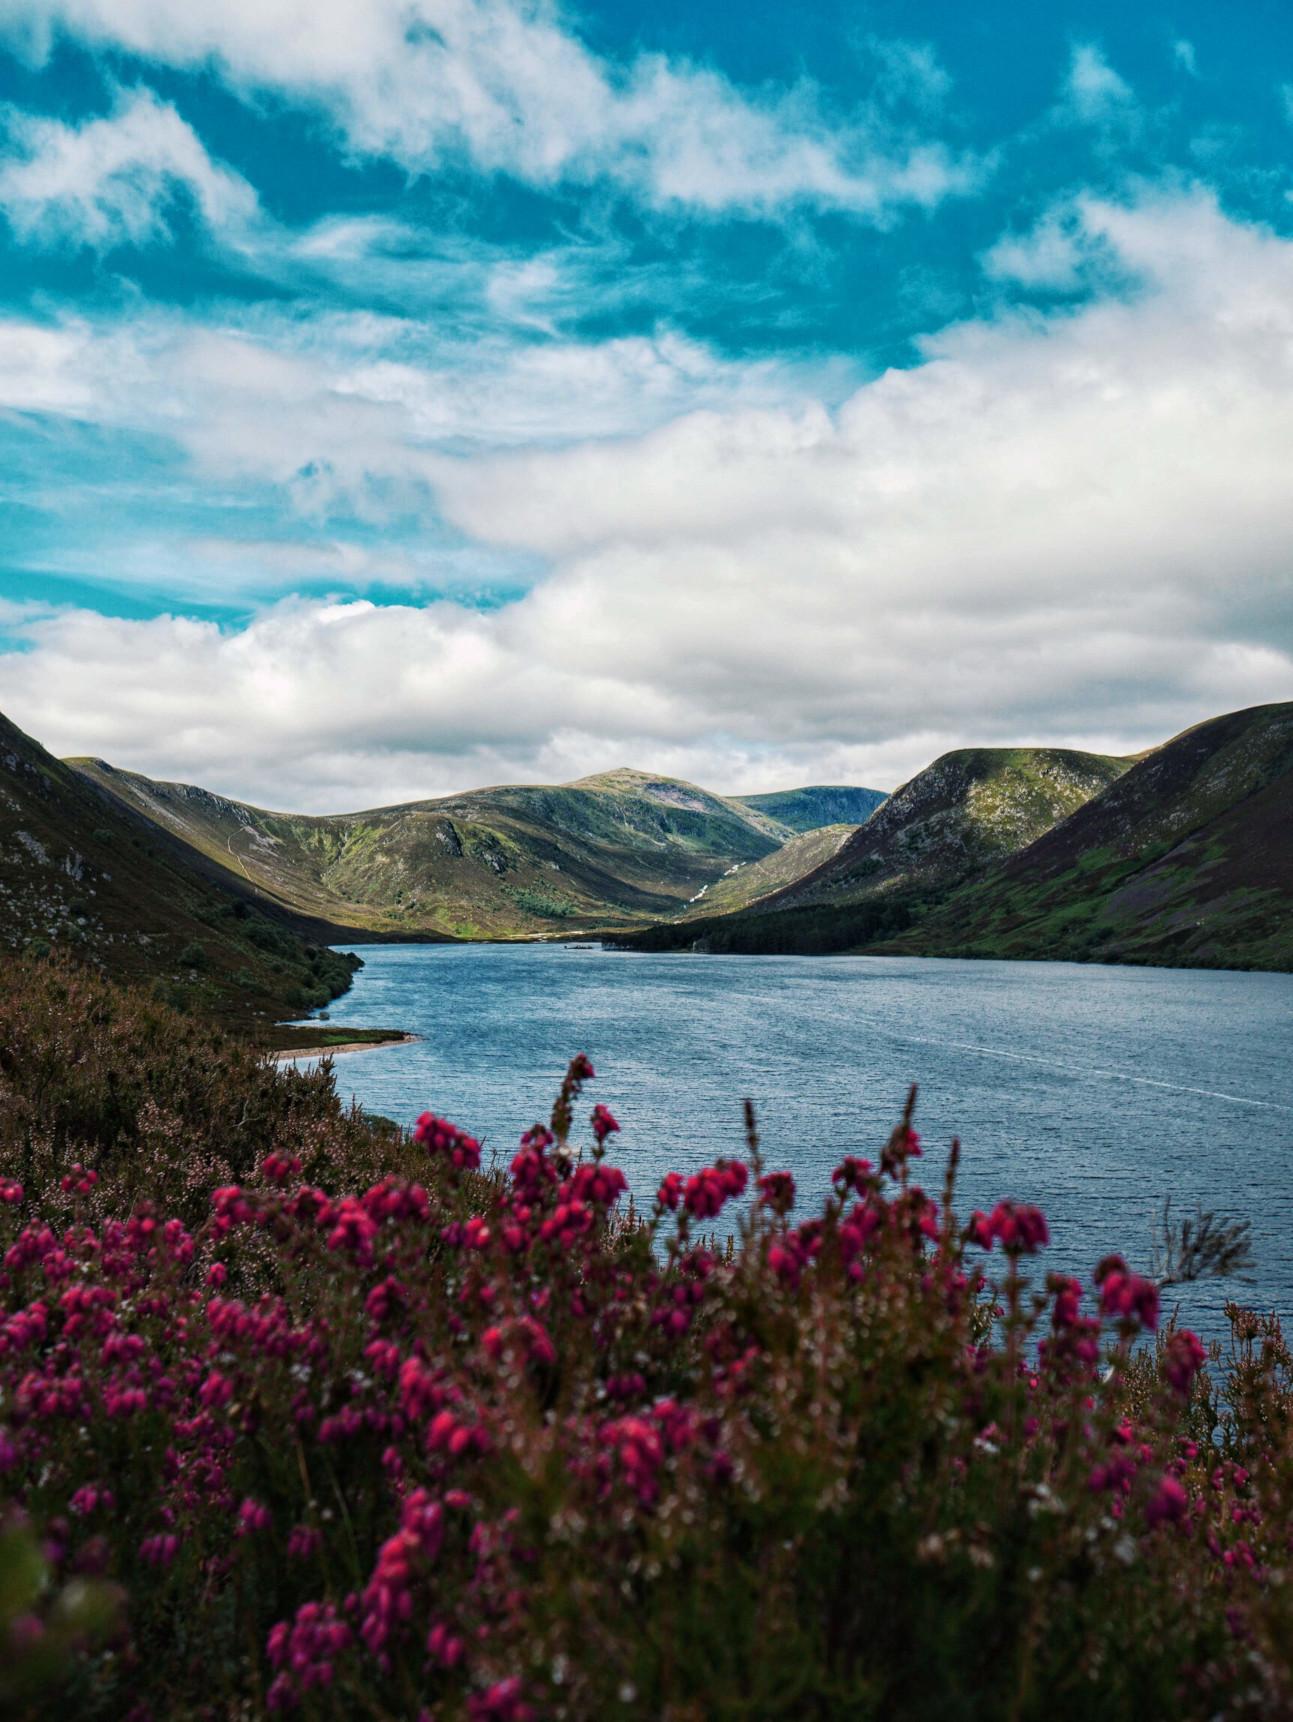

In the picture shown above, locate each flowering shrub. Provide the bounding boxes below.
[2,986,1293,1718]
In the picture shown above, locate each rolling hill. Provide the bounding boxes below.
[0,708,366,1033]
[616,747,1130,953]
[881,702,1293,970]
[68,761,885,939]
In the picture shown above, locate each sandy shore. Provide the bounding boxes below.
[272,1033,421,1063]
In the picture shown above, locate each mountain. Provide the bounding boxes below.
[0,709,364,1031]
[67,762,814,938]
[881,702,1293,970]
[676,824,860,920]
[614,747,1130,954]
[733,786,887,832]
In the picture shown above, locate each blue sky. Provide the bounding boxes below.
[0,0,1290,808]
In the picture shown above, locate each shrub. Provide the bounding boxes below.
[178,942,207,970]
[0,960,411,1229]
[0,1029,1290,1720]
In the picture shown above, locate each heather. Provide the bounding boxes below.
[2,967,1293,1719]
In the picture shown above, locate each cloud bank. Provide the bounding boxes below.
[1,191,1291,810]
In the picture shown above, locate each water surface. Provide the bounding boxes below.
[300,945,1293,1339]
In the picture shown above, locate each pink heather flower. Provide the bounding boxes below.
[199,1369,233,1410]
[590,1103,620,1144]
[414,1113,482,1172]
[139,1533,179,1567]
[427,1620,466,1667]
[657,1172,685,1212]
[267,1601,352,1704]
[287,1525,322,1561]
[569,1054,595,1081]
[260,1152,302,1186]
[987,1201,1049,1254]
[321,1196,379,1261]
[831,1156,872,1193]
[1146,1476,1189,1526]
[70,1484,115,1516]
[469,1678,534,1722]
[0,1179,22,1204]
[211,1186,255,1236]
[757,1172,796,1215]
[365,1276,406,1323]
[571,1163,628,1208]
[965,1211,994,1249]
[1165,1329,1207,1394]
[59,1163,98,1195]
[238,1498,273,1535]
[682,1160,748,1220]
[1099,1269,1160,1331]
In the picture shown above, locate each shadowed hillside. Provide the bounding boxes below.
[0,710,364,1031]
[882,702,1293,970]
[68,761,880,938]
[733,785,886,832]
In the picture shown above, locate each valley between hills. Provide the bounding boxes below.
[0,699,1288,1050]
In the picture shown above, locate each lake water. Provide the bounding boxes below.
[298,944,1293,1340]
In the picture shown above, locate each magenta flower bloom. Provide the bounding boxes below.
[1164,1329,1207,1393]
[757,1171,796,1215]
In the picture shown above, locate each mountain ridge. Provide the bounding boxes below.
[67,757,887,940]
[877,702,1293,970]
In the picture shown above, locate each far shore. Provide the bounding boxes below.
[270,1031,421,1063]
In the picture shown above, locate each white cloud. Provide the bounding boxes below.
[2,190,1293,810]
[0,0,981,218]
[0,86,260,249]
[1061,44,1137,127]
[1173,41,1197,78]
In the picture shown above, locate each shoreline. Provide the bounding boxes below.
[271,1032,422,1063]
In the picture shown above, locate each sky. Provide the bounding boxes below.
[0,0,1291,811]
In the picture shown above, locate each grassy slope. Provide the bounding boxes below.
[612,747,1130,955]
[68,762,800,938]
[733,785,887,832]
[0,711,364,1036]
[677,825,860,919]
[878,702,1293,971]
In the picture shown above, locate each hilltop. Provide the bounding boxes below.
[883,702,1293,970]
[617,746,1129,953]
[0,710,367,1034]
[68,760,883,939]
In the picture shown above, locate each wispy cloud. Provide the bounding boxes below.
[0,0,983,220]
[0,85,260,249]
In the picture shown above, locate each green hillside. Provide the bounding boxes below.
[614,747,1129,954]
[734,785,886,832]
[882,702,1293,970]
[676,824,860,919]
[0,710,363,1031]
[68,761,803,938]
